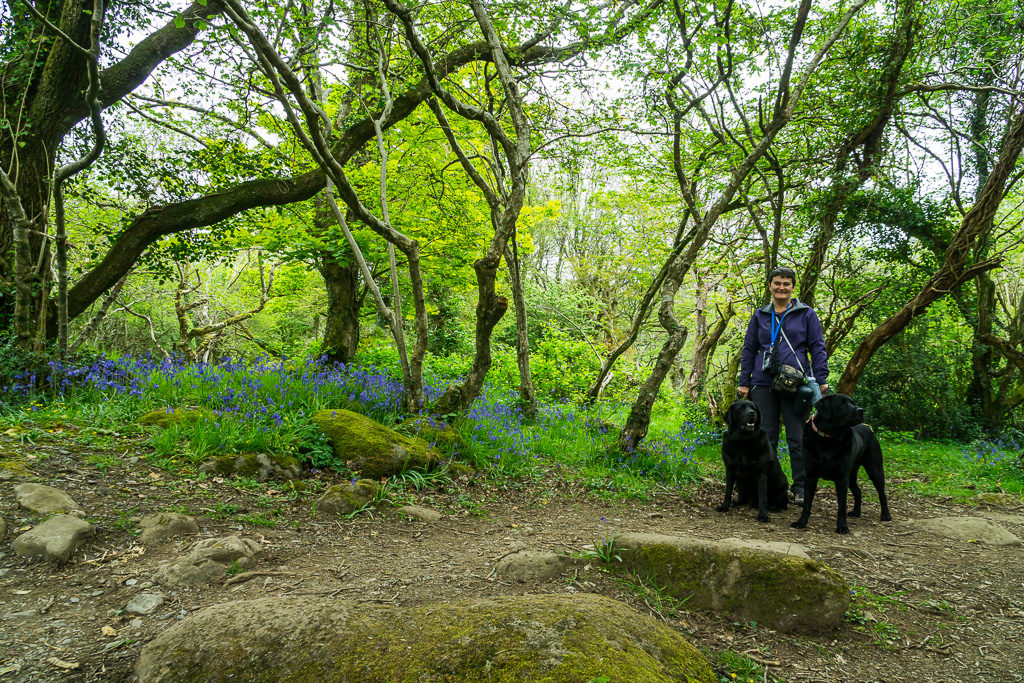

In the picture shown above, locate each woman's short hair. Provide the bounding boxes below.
[768,266,797,283]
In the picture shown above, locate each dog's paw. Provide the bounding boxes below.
[835,525,850,535]
[790,520,806,529]
[757,512,770,523]
[847,510,861,518]
[880,512,892,522]
[715,504,730,513]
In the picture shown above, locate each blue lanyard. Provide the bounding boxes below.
[770,302,792,348]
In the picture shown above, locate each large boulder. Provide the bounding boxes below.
[12,515,94,564]
[613,532,849,632]
[154,536,262,587]
[312,409,441,479]
[14,483,82,514]
[199,452,302,482]
[136,593,715,683]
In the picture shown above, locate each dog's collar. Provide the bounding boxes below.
[809,416,834,438]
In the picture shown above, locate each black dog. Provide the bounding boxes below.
[717,400,789,522]
[791,394,892,534]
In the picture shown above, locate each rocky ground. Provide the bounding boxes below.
[1,430,1023,682]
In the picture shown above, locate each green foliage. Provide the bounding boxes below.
[712,650,770,683]
[854,300,980,439]
[530,323,602,401]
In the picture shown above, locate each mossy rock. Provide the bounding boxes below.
[975,492,1022,508]
[312,409,441,479]
[199,452,302,482]
[445,461,476,479]
[400,416,465,451]
[0,456,32,481]
[613,532,850,633]
[137,408,209,429]
[135,593,715,683]
[315,479,379,517]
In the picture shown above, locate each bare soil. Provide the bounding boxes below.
[2,431,1023,682]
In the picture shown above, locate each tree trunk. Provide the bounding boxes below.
[619,325,689,452]
[504,243,536,414]
[837,106,1024,395]
[618,249,693,451]
[430,253,508,415]
[686,300,735,402]
[318,252,362,364]
[1,0,224,338]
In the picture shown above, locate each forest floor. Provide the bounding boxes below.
[1,430,1023,683]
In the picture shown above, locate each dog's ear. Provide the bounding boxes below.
[724,403,734,428]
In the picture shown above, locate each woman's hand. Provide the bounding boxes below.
[737,386,750,399]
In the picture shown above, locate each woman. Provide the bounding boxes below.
[737,266,829,504]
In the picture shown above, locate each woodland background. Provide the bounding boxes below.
[2,0,1023,446]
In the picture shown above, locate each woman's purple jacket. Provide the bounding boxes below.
[739,298,829,387]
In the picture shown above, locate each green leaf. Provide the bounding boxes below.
[173,16,186,29]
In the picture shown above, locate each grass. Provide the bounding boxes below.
[0,354,1021,505]
[615,572,691,620]
[712,649,773,683]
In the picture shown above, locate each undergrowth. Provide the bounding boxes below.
[0,354,1021,502]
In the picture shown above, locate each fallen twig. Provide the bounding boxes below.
[742,649,782,666]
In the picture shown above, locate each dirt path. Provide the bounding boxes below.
[2,434,1023,682]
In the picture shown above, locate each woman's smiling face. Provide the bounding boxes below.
[770,277,794,303]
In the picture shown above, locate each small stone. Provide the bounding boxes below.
[918,517,1022,546]
[496,551,582,582]
[2,610,38,620]
[154,536,262,587]
[138,512,199,545]
[69,598,80,604]
[397,505,443,523]
[126,594,165,615]
[315,480,379,517]
[90,591,103,597]
[975,493,1022,508]
[12,515,94,564]
[13,484,82,514]
[125,579,138,586]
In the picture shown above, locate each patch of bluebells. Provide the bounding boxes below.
[465,383,537,472]
[962,434,1021,466]
[5,352,720,483]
